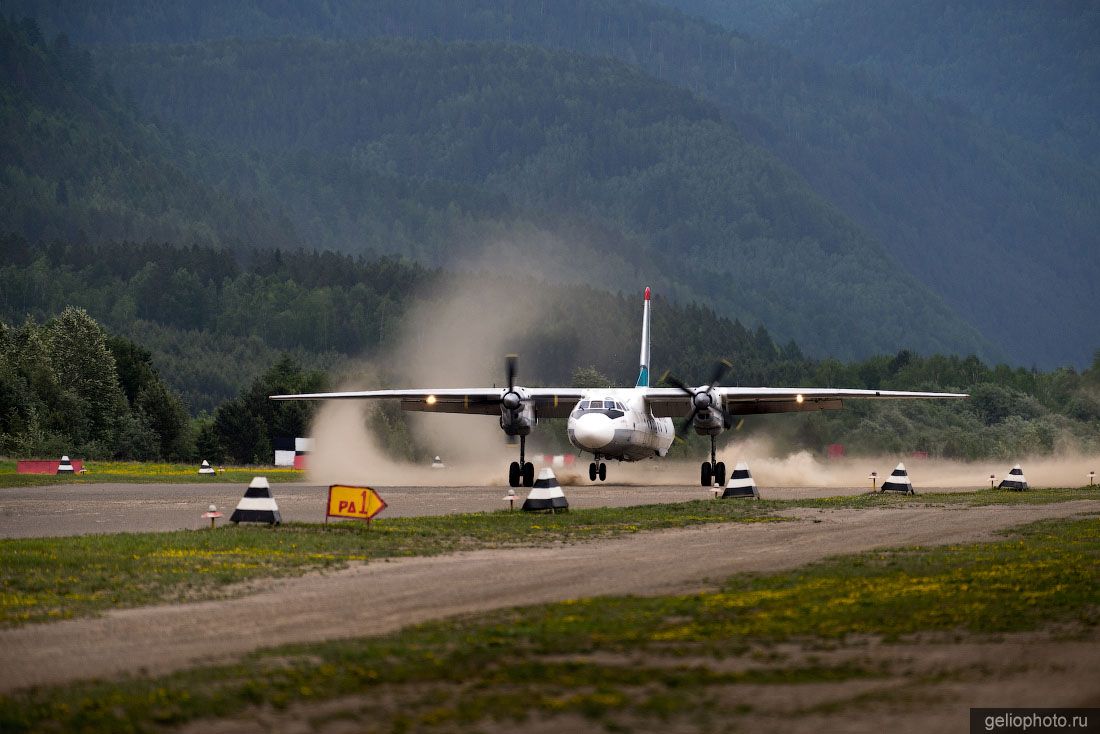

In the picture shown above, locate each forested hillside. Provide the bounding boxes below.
[92,36,989,360]
[662,0,1100,163]
[0,16,297,249]
[0,235,813,412]
[4,236,1098,463]
[14,0,1097,366]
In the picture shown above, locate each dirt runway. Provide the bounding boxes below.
[1,499,1096,693]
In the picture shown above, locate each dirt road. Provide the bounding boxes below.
[1,499,1095,692]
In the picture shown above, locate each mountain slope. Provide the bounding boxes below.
[13,0,1095,366]
[661,0,1100,163]
[0,235,815,412]
[94,36,993,360]
[0,16,298,249]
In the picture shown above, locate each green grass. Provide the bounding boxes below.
[2,488,1095,627]
[0,460,304,486]
[1,517,1096,733]
[0,500,779,626]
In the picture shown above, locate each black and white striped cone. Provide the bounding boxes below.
[998,464,1028,491]
[522,468,569,512]
[56,455,74,474]
[230,477,282,525]
[721,462,759,499]
[198,460,215,475]
[880,463,915,495]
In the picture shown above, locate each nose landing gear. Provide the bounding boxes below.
[508,435,534,487]
[700,435,726,487]
[588,458,607,482]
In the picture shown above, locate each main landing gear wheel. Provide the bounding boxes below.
[700,461,727,486]
[507,434,535,487]
[509,461,535,487]
[700,435,725,487]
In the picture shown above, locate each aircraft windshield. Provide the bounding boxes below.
[571,399,626,420]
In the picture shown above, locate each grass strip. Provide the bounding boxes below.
[1,488,1095,627]
[0,500,778,626]
[0,460,303,486]
[0,517,1095,733]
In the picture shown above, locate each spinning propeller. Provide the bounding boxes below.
[502,354,522,444]
[661,359,734,435]
[502,354,521,411]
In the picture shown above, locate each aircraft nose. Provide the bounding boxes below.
[573,413,615,450]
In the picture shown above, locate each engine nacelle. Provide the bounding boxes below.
[500,388,535,436]
[691,390,725,436]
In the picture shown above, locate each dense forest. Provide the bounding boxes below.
[10,0,1099,366]
[2,5,1097,464]
[0,15,994,361]
[0,306,325,463]
[1,306,192,460]
[3,235,1098,464]
[0,16,297,249]
[661,0,1100,163]
[0,235,810,411]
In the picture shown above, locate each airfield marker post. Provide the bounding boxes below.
[202,504,223,529]
[869,471,877,491]
[990,474,996,489]
[1089,471,1095,486]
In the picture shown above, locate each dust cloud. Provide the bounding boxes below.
[305,278,1099,490]
[310,398,1100,489]
[708,435,1100,490]
[307,278,553,487]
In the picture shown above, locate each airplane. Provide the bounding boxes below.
[271,287,967,487]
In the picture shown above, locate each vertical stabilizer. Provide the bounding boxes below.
[636,287,651,387]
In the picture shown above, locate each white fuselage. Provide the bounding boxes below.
[566,388,675,461]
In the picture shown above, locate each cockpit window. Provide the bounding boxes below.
[572,399,624,419]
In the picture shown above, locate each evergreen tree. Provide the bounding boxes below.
[45,307,129,443]
[211,357,325,464]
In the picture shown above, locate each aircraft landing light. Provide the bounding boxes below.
[796,394,804,404]
[426,395,437,405]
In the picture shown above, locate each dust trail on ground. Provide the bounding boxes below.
[710,435,1100,489]
[311,401,1099,487]
[523,436,1100,489]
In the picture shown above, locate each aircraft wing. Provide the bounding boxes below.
[270,387,587,418]
[643,387,968,418]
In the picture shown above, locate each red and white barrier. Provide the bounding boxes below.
[538,454,576,468]
[17,459,84,475]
